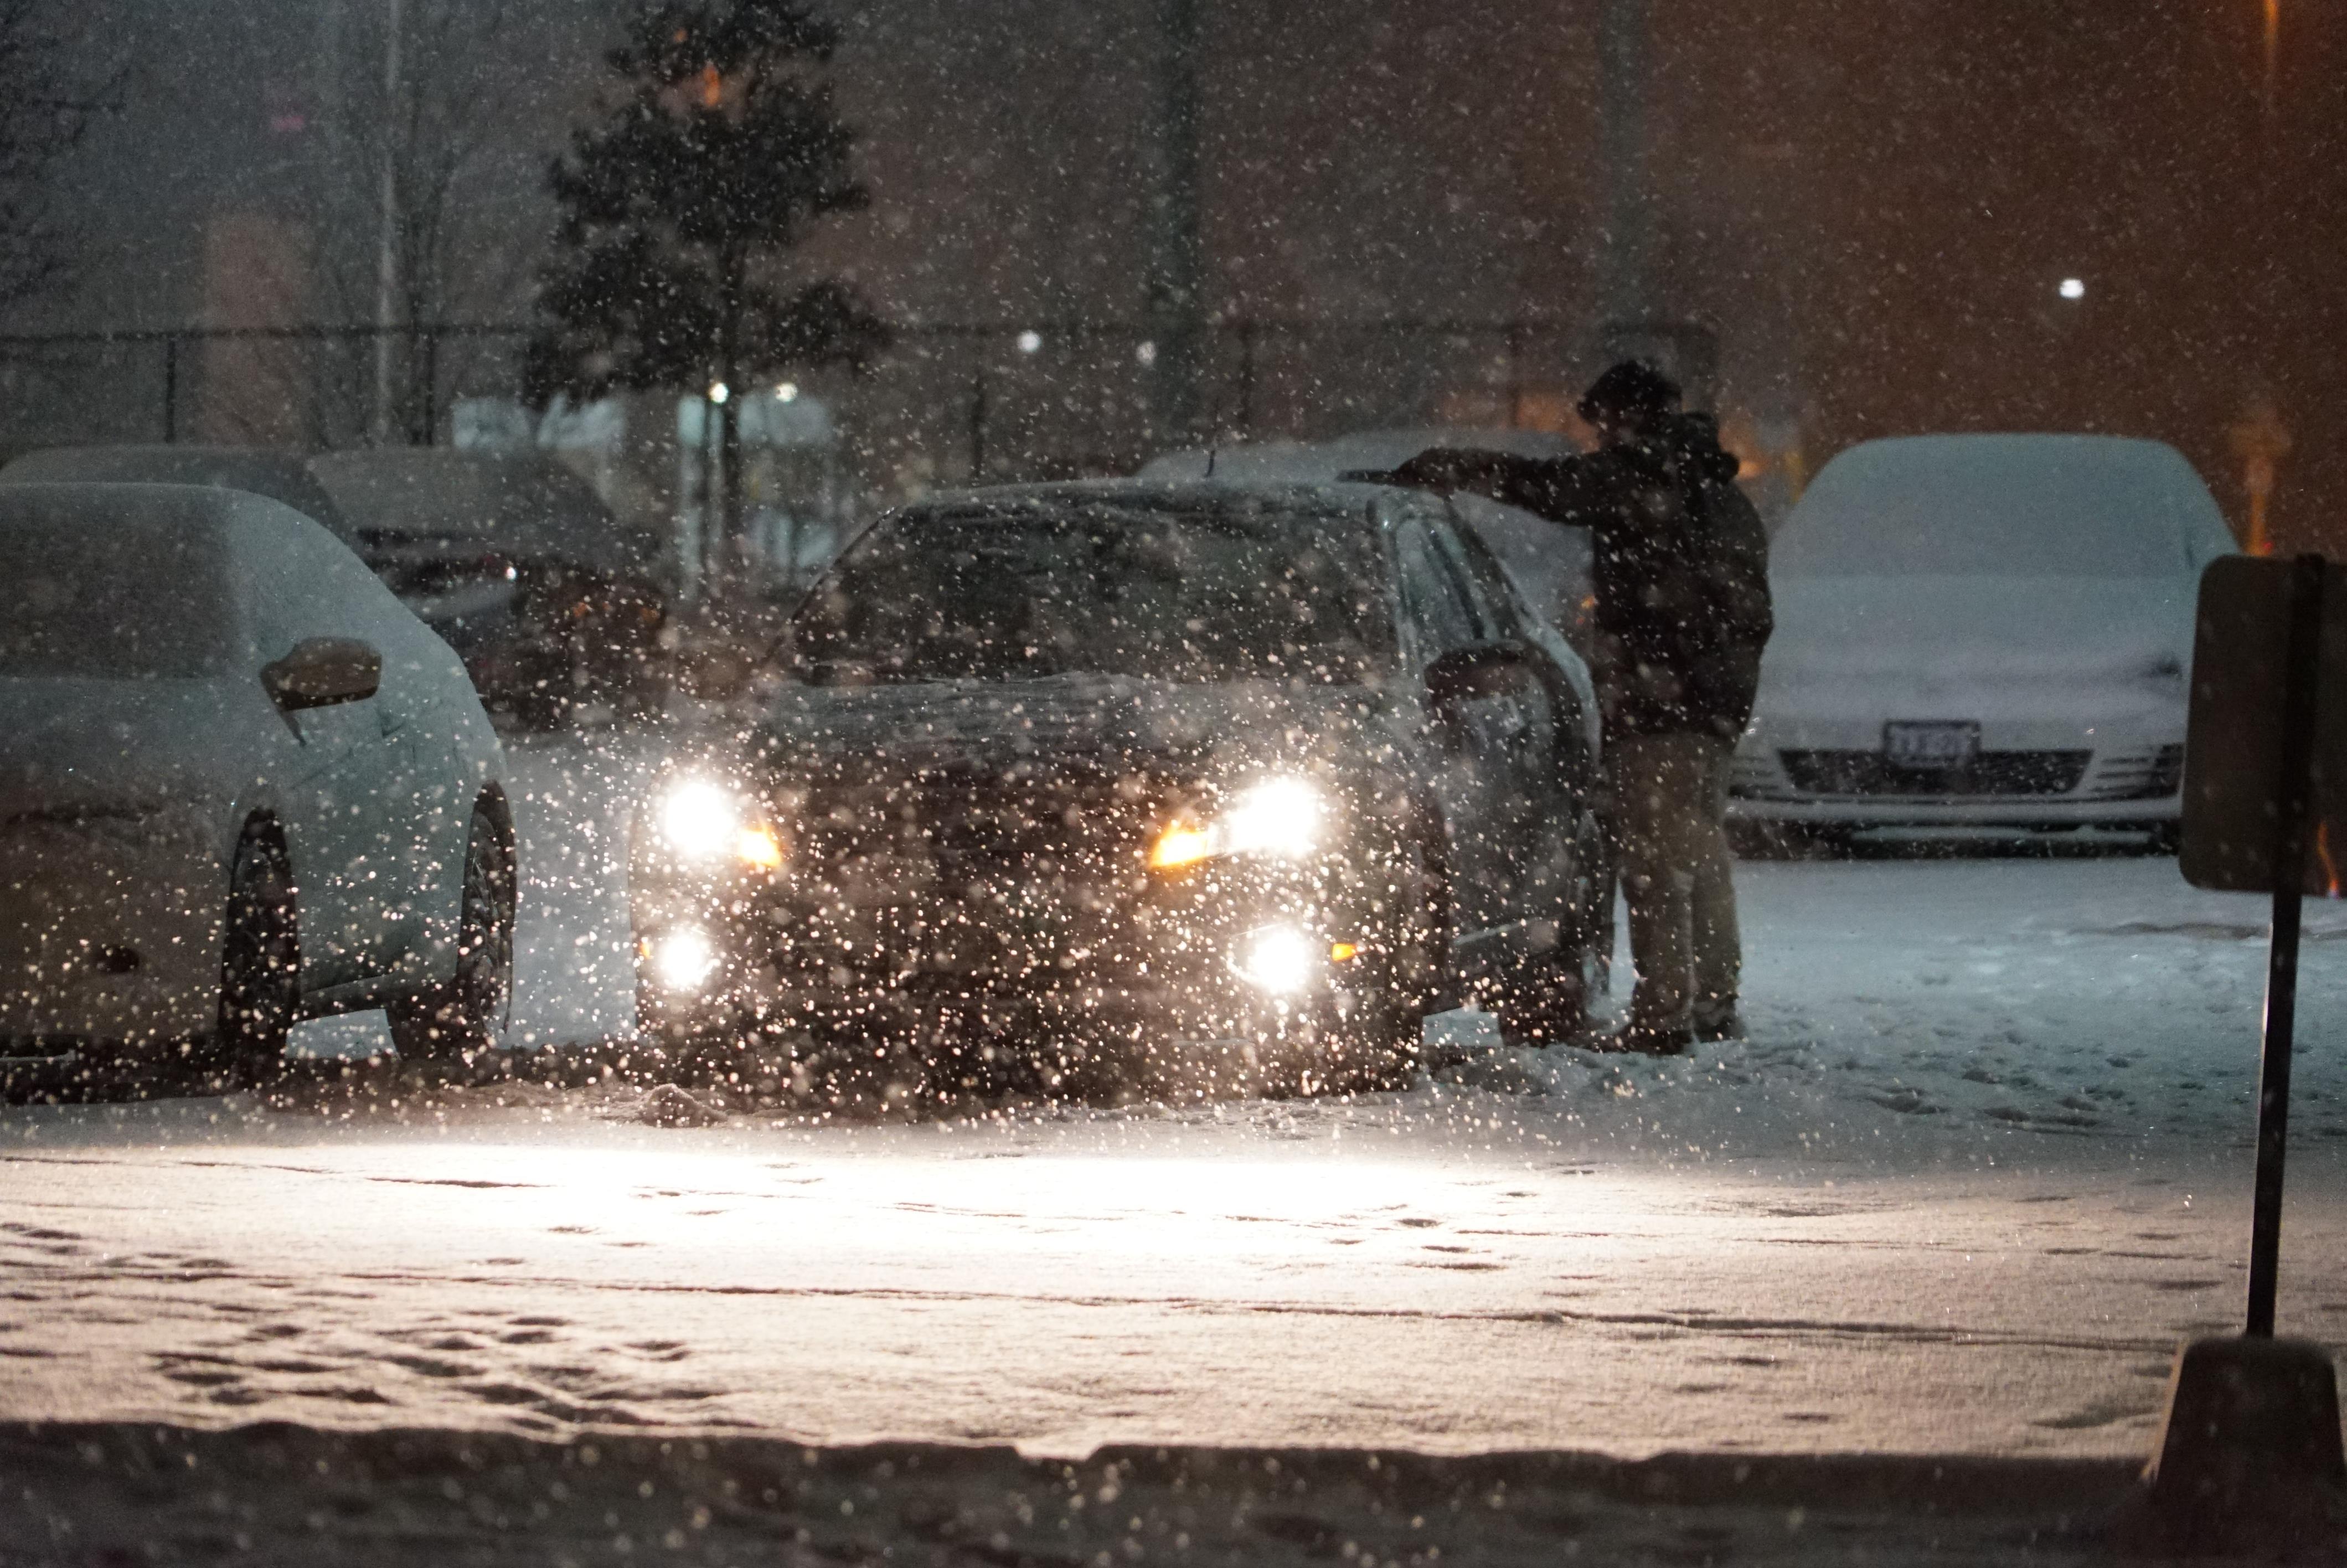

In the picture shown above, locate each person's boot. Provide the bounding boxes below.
[1608,1019,1693,1056]
[1692,1002,1746,1043]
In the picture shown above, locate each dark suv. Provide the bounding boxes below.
[631,480,1606,1095]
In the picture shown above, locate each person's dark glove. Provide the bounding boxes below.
[1383,447,1510,493]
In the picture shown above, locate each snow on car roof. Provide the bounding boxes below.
[1775,434,2235,579]
[1137,427,1575,482]
[308,448,646,571]
[0,444,347,535]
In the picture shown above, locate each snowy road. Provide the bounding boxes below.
[7,732,2347,1462]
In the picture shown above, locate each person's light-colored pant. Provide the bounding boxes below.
[1608,732,1741,1032]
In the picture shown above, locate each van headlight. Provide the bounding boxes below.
[1149,776,1328,872]
[652,776,785,870]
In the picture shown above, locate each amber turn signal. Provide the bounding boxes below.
[1148,822,1212,872]
[734,823,785,870]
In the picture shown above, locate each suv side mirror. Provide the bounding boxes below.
[1425,641,1532,751]
[263,637,382,711]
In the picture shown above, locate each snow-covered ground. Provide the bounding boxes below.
[7,729,2347,1472]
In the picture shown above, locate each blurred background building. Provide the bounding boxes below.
[2,0,2340,560]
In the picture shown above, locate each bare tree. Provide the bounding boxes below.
[305,0,548,446]
[0,0,112,319]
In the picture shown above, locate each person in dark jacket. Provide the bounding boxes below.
[1386,360,1772,1053]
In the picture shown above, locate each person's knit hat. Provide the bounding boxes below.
[1577,359,1681,425]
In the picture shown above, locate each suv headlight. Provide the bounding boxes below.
[1149,776,1328,872]
[651,775,784,871]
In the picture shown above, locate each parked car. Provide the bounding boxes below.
[310,449,668,727]
[0,445,667,729]
[631,479,1608,1094]
[0,483,517,1081]
[1730,434,2238,844]
[1140,429,1596,654]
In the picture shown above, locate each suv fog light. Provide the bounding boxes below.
[1235,923,1319,996]
[646,926,719,992]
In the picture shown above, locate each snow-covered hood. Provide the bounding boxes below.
[756,673,1401,783]
[1761,574,2194,687]
[0,678,265,827]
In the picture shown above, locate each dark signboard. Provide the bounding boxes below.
[2181,556,2347,896]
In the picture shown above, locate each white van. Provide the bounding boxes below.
[1730,434,2237,842]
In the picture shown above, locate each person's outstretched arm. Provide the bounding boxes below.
[1378,448,1613,528]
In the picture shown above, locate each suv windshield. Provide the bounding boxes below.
[794,494,1392,684]
[0,518,234,679]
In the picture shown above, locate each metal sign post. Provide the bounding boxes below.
[2246,554,2324,1337]
[2142,551,2347,1545]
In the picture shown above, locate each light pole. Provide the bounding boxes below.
[1145,0,1206,447]
[2262,0,2281,136]
[371,0,403,445]
[1596,0,1652,329]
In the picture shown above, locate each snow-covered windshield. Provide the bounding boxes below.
[793,494,1392,684]
[1773,436,2218,579]
[0,515,233,679]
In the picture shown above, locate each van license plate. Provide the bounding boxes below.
[1884,721,1979,769]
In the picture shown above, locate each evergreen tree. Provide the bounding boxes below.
[525,0,886,566]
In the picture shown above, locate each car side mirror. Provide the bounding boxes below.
[263,637,382,711]
[1425,642,1531,751]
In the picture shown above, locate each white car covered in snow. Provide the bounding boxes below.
[1730,435,2237,841]
[0,484,517,1080]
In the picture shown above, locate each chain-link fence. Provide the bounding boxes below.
[0,314,1631,599]
[0,314,1612,469]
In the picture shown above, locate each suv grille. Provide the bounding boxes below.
[1777,749,2093,799]
[802,767,1149,873]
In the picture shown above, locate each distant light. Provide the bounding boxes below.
[1135,340,1158,368]
[708,381,730,404]
[1017,330,1043,355]
[775,381,798,402]
[2058,277,2086,301]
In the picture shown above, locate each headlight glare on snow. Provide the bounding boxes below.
[1148,777,1327,873]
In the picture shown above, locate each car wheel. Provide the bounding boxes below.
[1491,946,1593,1048]
[390,800,516,1072]
[1490,809,1603,1048]
[1333,828,1451,1091]
[207,829,300,1088]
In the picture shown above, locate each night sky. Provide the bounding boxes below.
[18,0,2345,541]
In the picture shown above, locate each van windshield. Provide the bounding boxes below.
[1772,437,2220,578]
